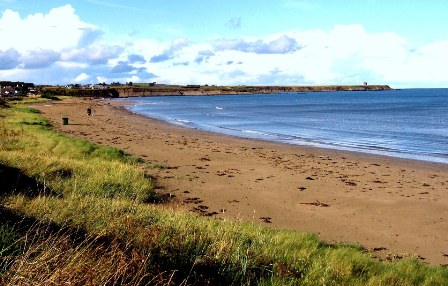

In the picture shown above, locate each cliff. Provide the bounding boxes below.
[115,84,392,98]
[40,84,392,98]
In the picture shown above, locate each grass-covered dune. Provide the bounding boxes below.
[1,98,447,285]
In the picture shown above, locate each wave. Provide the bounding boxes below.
[213,125,448,164]
[167,118,193,127]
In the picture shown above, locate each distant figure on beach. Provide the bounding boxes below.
[87,107,92,116]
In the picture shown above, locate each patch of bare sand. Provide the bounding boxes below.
[35,98,448,266]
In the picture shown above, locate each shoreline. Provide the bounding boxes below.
[120,97,448,169]
[35,97,448,266]
[40,84,392,98]
[124,101,448,175]
[122,94,447,166]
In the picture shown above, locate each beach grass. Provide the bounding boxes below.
[1,98,447,285]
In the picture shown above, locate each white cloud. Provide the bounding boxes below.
[61,45,123,65]
[0,5,447,87]
[215,35,299,54]
[144,24,448,87]
[0,5,130,84]
[0,5,97,52]
[74,72,89,82]
[364,40,448,84]
[21,49,60,69]
[126,75,140,83]
[149,37,189,63]
[96,76,108,83]
[0,49,20,69]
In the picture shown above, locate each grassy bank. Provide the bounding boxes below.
[1,98,447,285]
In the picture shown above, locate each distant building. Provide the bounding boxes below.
[89,84,106,90]
[363,82,368,86]
[0,86,16,96]
[1,81,37,97]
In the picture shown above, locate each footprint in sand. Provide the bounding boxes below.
[300,201,331,207]
[184,197,203,204]
[192,205,219,217]
[260,217,272,223]
[345,181,357,186]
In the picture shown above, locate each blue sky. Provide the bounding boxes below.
[1,0,447,87]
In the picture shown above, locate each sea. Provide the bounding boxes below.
[122,88,448,164]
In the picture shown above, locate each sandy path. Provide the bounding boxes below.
[35,98,448,266]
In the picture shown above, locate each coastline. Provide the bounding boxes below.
[35,97,448,266]
[124,93,447,165]
[115,84,392,97]
[40,84,392,98]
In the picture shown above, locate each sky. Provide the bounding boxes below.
[1,0,448,88]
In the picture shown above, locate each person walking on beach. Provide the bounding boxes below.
[87,107,92,116]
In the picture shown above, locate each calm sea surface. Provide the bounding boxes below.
[123,89,448,164]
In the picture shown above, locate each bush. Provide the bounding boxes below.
[41,93,60,100]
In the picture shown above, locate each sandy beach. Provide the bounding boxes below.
[34,97,448,266]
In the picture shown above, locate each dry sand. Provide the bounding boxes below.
[35,97,448,266]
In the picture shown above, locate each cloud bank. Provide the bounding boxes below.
[0,5,447,87]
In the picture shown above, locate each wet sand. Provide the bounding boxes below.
[35,98,448,266]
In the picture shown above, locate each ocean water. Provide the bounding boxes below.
[124,89,448,164]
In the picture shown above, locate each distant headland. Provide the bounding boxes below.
[0,80,391,99]
[113,83,392,97]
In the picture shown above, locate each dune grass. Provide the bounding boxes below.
[0,104,155,203]
[1,99,447,285]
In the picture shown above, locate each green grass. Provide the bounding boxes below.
[0,104,153,202]
[1,98,447,285]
